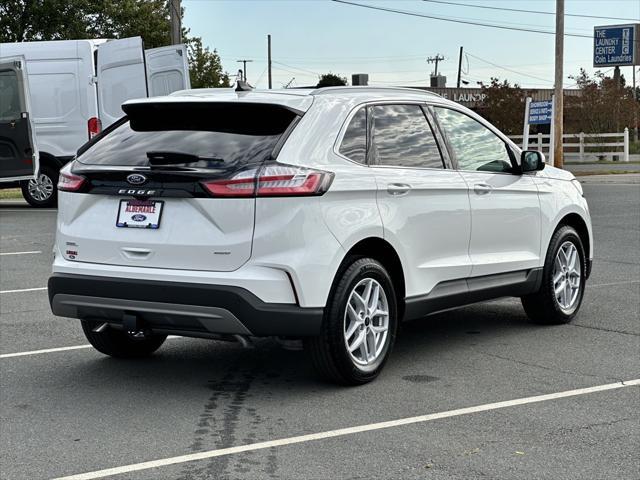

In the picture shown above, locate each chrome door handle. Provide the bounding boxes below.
[387,183,411,196]
[473,183,493,195]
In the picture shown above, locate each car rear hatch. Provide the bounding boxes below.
[57,99,306,271]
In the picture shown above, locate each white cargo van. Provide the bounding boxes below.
[0,36,190,206]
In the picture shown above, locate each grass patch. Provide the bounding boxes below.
[0,188,23,200]
[573,170,639,176]
[565,161,640,165]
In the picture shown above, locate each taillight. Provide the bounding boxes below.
[88,117,102,139]
[57,163,86,192]
[201,164,333,198]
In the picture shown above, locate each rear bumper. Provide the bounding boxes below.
[48,274,323,337]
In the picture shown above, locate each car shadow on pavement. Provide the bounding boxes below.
[52,298,543,396]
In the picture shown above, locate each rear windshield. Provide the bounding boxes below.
[76,102,299,169]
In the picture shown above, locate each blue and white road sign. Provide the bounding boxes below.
[594,24,638,67]
[528,100,553,125]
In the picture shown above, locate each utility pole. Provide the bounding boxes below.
[267,35,272,89]
[634,66,638,142]
[553,0,564,169]
[237,59,253,83]
[426,54,445,76]
[456,47,463,88]
[169,0,181,45]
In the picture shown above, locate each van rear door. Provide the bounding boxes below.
[96,37,148,129]
[145,45,191,97]
[0,56,38,182]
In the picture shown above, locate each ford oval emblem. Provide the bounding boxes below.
[131,214,147,222]
[127,173,147,185]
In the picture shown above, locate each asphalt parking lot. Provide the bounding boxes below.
[1,181,638,480]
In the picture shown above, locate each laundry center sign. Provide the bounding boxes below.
[593,24,639,67]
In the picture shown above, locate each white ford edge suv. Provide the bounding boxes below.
[48,86,593,384]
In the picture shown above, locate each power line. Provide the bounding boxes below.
[272,61,321,76]
[421,0,640,22]
[331,0,592,39]
[466,52,553,83]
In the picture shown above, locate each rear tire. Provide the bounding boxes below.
[81,320,167,358]
[21,165,58,207]
[521,225,586,325]
[305,257,398,385]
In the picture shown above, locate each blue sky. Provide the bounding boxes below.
[183,0,640,89]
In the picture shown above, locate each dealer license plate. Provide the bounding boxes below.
[116,199,164,229]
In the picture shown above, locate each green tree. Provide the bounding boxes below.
[478,78,525,135]
[317,73,348,88]
[0,0,230,88]
[565,69,638,134]
[187,37,230,88]
[0,0,170,47]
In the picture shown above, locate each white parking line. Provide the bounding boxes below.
[0,209,57,212]
[54,379,640,480]
[0,250,42,256]
[0,344,92,358]
[0,287,47,294]
[0,336,181,359]
[588,280,640,288]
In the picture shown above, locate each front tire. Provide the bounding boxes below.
[21,165,58,207]
[81,320,167,358]
[305,257,398,385]
[521,225,586,324]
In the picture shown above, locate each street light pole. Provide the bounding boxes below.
[553,0,564,169]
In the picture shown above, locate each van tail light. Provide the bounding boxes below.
[57,162,86,192]
[201,164,334,198]
[88,117,102,139]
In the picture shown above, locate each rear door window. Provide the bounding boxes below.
[76,102,300,170]
[369,104,444,168]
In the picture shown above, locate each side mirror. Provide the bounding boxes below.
[520,150,545,173]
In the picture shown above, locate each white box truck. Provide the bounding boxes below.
[0,36,190,206]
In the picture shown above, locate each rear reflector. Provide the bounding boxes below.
[201,164,333,198]
[88,117,102,140]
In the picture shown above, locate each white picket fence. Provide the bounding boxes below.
[509,128,630,162]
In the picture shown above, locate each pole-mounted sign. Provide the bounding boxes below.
[528,100,553,125]
[593,24,639,67]
[522,97,554,166]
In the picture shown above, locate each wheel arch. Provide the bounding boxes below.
[337,237,406,320]
[555,212,591,277]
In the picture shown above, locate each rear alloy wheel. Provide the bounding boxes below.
[81,320,167,358]
[21,165,58,207]
[305,257,397,385]
[521,225,586,324]
[344,278,390,368]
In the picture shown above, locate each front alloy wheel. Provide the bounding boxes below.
[552,241,582,313]
[522,225,586,324]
